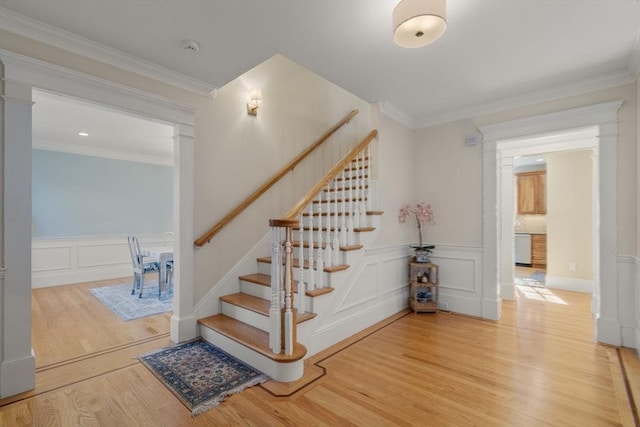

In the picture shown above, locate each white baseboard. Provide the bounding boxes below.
[545,275,593,293]
[0,350,36,398]
[32,234,171,287]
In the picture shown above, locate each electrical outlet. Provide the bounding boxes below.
[439,302,449,310]
[569,263,577,271]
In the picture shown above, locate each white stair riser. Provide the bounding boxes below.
[221,301,269,332]
[240,281,272,300]
[199,326,304,382]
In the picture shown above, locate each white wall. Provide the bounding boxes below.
[192,54,372,302]
[546,150,593,280]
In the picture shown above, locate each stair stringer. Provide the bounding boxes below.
[193,232,271,321]
[296,221,411,358]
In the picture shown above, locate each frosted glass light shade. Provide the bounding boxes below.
[393,0,447,48]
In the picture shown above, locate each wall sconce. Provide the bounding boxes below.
[247,89,262,116]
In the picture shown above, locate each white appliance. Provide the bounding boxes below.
[514,233,532,265]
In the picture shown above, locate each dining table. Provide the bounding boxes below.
[140,245,174,294]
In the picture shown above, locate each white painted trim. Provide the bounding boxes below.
[0,350,36,398]
[479,100,624,346]
[0,49,196,127]
[545,276,593,293]
[31,234,170,288]
[0,50,197,397]
[0,7,216,98]
[414,72,633,129]
[378,101,418,129]
[628,29,640,78]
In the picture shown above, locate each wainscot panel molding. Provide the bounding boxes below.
[428,245,484,317]
[31,234,172,288]
[617,255,638,349]
[635,256,640,355]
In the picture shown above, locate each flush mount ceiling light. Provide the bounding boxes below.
[78,132,89,136]
[393,0,447,48]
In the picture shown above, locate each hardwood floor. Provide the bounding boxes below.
[1,280,638,426]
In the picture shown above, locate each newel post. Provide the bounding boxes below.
[268,218,299,356]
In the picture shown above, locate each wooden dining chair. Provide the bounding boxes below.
[127,236,160,298]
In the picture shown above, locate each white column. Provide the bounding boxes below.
[297,216,306,314]
[170,124,197,344]
[283,232,294,356]
[307,205,315,290]
[316,194,324,288]
[324,187,333,267]
[1,80,36,398]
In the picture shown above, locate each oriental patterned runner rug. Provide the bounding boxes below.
[139,339,269,416]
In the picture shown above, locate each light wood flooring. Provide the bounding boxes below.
[1,277,638,426]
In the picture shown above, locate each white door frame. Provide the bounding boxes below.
[479,100,623,346]
[0,49,198,397]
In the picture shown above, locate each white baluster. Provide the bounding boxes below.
[340,171,347,246]
[316,193,324,288]
[353,157,361,229]
[333,178,341,266]
[324,188,333,267]
[347,166,355,245]
[307,204,315,290]
[269,226,282,354]
[366,145,372,211]
[297,215,306,314]
[283,230,294,356]
[359,150,368,227]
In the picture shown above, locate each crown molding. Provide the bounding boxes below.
[0,7,216,98]
[378,101,418,129]
[414,71,634,129]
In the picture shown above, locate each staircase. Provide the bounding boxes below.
[197,130,382,382]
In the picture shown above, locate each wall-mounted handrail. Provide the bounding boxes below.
[280,129,378,221]
[194,109,359,247]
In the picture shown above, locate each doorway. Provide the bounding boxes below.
[30,89,175,368]
[479,100,623,346]
[1,51,197,397]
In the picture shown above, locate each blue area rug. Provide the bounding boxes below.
[89,281,172,321]
[139,339,269,416]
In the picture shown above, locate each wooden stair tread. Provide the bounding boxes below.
[256,256,349,272]
[239,273,335,297]
[312,198,364,203]
[291,241,363,251]
[220,292,319,324]
[324,185,368,192]
[293,226,376,233]
[198,314,306,363]
[302,211,377,217]
[335,174,368,181]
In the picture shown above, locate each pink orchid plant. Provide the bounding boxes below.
[398,202,435,249]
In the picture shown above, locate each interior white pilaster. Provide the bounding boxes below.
[1,79,36,397]
[0,50,197,397]
[479,100,623,346]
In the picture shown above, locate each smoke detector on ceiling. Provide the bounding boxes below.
[182,40,200,53]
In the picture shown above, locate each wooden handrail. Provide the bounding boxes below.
[281,129,378,220]
[194,109,359,247]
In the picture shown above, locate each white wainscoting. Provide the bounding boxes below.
[617,255,638,349]
[635,256,640,355]
[428,245,484,317]
[32,234,171,288]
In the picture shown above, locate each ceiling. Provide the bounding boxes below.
[1,1,639,144]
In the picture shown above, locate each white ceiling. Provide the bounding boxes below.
[32,90,174,165]
[1,0,639,151]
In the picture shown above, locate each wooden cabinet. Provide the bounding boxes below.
[516,171,546,214]
[531,234,547,267]
[408,261,438,313]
